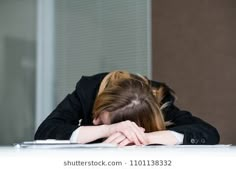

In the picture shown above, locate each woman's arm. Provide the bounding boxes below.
[163,104,220,145]
[34,90,83,140]
[151,81,220,145]
[102,130,183,146]
[75,125,109,143]
[145,131,183,145]
[76,121,148,145]
[100,106,220,146]
[35,73,107,140]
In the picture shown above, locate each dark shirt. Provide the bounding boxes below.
[34,73,220,145]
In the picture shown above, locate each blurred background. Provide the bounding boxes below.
[0,0,235,145]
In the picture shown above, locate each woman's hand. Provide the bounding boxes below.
[104,130,181,146]
[76,123,180,146]
[108,120,148,145]
[76,121,147,144]
[103,132,132,147]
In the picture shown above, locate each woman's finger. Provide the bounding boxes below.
[122,128,141,145]
[119,138,133,147]
[129,122,148,144]
[103,132,126,144]
[110,120,148,145]
[120,121,147,145]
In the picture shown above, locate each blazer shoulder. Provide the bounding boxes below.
[74,72,108,122]
[76,72,108,89]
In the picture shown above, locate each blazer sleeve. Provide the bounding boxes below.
[163,104,220,145]
[34,73,106,140]
[34,89,83,140]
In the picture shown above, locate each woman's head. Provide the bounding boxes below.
[92,70,166,132]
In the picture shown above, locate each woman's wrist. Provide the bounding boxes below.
[76,125,112,143]
[145,132,159,145]
[145,130,179,145]
[106,123,120,137]
[102,124,112,138]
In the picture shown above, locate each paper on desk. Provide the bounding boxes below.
[14,139,232,149]
[14,139,117,149]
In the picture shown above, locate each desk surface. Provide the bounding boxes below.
[0,145,235,169]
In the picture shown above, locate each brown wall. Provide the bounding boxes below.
[152,0,236,144]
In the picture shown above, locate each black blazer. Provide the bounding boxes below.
[34,73,220,145]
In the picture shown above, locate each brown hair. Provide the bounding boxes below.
[92,70,169,132]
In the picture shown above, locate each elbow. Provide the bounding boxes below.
[208,127,220,144]
[182,126,220,145]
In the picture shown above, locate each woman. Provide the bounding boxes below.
[35,70,220,146]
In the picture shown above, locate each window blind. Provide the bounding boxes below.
[54,0,151,104]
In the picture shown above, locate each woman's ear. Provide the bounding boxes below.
[93,111,111,125]
[93,118,101,125]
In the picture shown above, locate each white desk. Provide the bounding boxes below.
[0,145,235,169]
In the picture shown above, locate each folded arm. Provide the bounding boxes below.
[163,105,220,145]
